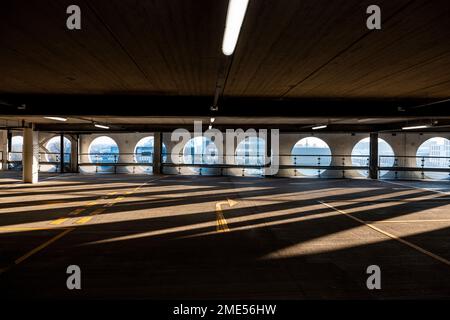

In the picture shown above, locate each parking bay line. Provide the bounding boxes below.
[0,228,74,275]
[318,200,450,267]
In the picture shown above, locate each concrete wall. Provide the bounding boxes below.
[79,133,156,174]
[2,129,449,180]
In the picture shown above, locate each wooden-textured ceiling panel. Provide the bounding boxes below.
[0,0,227,95]
[1,0,449,100]
[224,0,450,99]
[285,0,450,98]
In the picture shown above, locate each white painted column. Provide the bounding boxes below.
[23,127,39,183]
[0,130,7,170]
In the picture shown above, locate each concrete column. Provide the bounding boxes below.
[60,133,65,173]
[369,132,379,179]
[70,135,79,173]
[153,132,162,174]
[0,130,7,170]
[23,127,39,183]
[264,130,272,176]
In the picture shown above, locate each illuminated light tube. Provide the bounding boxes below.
[210,117,215,123]
[402,125,429,130]
[44,116,67,122]
[208,125,213,130]
[222,0,250,56]
[94,124,110,130]
[312,125,327,130]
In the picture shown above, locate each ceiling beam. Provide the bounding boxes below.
[1,94,450,118]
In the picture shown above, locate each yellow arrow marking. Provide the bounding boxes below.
[215,199,238,232]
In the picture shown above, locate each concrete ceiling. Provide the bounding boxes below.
[1,0,450,99]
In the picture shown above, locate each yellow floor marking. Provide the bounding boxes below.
[50,218,69,225]
[366,219,450,223]
[74,216,93,224]
[69,208,85,216]
[0,226,63,232]
[319,201,450,267]
[215,199,238,232]
[91,208,106,215]
[115,196,124,201]
[13,228,74,266]
[216,210,230,232]
[86,201,97,206]
[125,191,133,195]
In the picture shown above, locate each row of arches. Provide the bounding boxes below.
[7,135,450,179]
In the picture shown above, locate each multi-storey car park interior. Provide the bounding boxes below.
[1,0,450,300]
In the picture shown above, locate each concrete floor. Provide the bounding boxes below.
[0,172,449,299]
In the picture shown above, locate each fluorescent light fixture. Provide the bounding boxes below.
[312,125,327,130]
[402,125,429,130]
[208,125,213,130]
[210,117,215,123]
[94,124,110,130]
[222,0,250,56]
[44,116,67,122]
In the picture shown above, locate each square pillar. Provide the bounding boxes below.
[264,131,272,176]
[0,130,7,170]
[60,133,65,173]
[23,127,39,183]
[70,135,79,173]
[153,132,162,174]
[369,132,379,179]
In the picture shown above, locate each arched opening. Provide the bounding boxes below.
[416,137,450,180]
[183,136,218,174]
[291,137,331,176]
[235,137,265,176]
[88,136,120,172]
[134,136,167,172]
[351,137,395,177]
[45,136,71,163]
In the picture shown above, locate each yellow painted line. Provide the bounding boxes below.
[214,199,238,232]
[50,218,69,225]
[366,219,450,223]
[69,208,85,216]
[91,208,106,215]
[86,202,97,206]
[319,201,450,267]
[125,191,133,195]
[0,226,64,232]
[74,216,93,224]
[115,196,124,201]
[14,228,74,265]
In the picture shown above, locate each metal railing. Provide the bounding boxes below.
[78,152,154,173]
[5,152,72,172]
[160,153,371,177]
[3,151,450,179]
[379,155,450,179]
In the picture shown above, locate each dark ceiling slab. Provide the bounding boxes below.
[0,0,449,100]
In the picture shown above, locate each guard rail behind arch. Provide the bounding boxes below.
[3,151,450,179]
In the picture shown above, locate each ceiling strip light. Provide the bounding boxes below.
[44,116,67,122]
[94,124,110,130]
[312,125,327,130]
[222,0,250,56]
[402,125,429,130]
